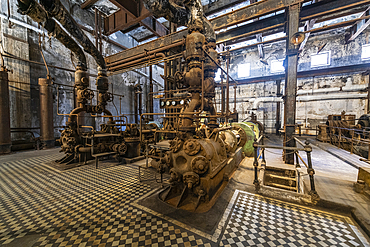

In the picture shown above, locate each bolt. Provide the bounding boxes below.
[198,164,204,170]
[188,182,193,189]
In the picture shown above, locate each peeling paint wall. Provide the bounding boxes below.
[219,27,370,133]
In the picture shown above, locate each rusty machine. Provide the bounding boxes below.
[17,0,146,165]
[317,111,370,158]
[136,0,249,212]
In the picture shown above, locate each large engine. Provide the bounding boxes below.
[151,127,245,212]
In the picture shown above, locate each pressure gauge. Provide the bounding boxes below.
[180,99,185,105]
[172,101,176,106]
[161,101,165,107]
[166,101,171,106]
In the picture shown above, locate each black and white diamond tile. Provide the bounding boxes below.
[0,152,213,246]
[219,190,370,247]
[0,151,369,247]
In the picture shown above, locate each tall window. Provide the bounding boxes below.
[311,51,331,67]
[237,63,251,78]
[270,59,285,73]
[362,44,370,60]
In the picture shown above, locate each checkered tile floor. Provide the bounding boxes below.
[0,151,369,247]
[0,153,213,246]
[220,191,369,247]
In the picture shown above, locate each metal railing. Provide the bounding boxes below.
[253,135,318,196]
[317,125,370,159]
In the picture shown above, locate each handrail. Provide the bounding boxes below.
[252,135,317,197]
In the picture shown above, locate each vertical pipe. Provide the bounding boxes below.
[95,8,98,49]
[39,77,55,148]
[221,70,225,117]
[233,84,237,113]
[149,65,153,120]
[253,140,259,190]
[276,80,281,135]
[367,74,370,114]
[98,10,102,53]
[0,67,11,154]
[306,150,316,194]
[139,91,142,119]
[134,90,138,124]
[226,48,230,123]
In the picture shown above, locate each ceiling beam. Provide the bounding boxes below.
[203,0,247,16]
[103,3,151,36]
[217,63,370,86]
[345,6,370,43]
[106,0,370,65]
[137,33,156,43]
[81,0,99,9]
[140,16,169,37]
[211,0,303,31]
[120,24,141,34]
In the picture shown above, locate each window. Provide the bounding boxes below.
[311,51,330,67]
[215,68,221,82]
[362,44,370,60]
[270,59,285,73]
[237,63,251,78]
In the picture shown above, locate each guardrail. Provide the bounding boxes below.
[253,135,318,196]
[317,125,370,159]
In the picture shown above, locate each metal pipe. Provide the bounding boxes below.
[233,84,237,113]
[201,46,237,85]
[38,38,50,77]
[39,78,55,148]
[221,70,224,116]
[139,112,183,144]
[107,40,184,68]
[17,0,87,69]
[0,67,11,154]
[226,48,230,122]
[108,53,167,71]
[40,0,105,69]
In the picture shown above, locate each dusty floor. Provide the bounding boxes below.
[0,141,369,246]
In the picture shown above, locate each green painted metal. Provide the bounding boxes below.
[232,122,259,157]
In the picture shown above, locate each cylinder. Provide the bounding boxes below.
[39,78,55,148]
[0,69,11,154]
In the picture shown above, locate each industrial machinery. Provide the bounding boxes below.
[317,112,370,158]
[134,0,252,212]
[17,0,146,165]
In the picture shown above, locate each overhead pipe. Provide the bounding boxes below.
[249,93,368,109]
[40,0,105,70]
[17,0,87,69]
[107,41,184,68]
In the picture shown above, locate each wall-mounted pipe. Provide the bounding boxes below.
[250,93,368,109]
[17,0,87,69]
[40,0,105,70]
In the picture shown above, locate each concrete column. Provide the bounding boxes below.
[39,77,55,148]
[284,4,300,164]
[0,68,11,154]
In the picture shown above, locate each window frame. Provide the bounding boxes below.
[310,51,331,68]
